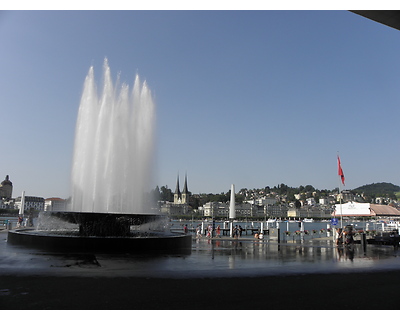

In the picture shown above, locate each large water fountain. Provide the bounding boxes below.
[71,58,155,213]
[8,59,191,253]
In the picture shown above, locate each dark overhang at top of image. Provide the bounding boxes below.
[351,10,400,31]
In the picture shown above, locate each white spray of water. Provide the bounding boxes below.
[70,58,156,213]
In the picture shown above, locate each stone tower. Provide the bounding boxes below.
[0,175,13,199]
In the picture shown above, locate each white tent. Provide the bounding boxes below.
[333,201,400,217]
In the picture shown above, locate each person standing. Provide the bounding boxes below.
[343,225,354,245]
[17,215,23,228]
[206,224,212,238]
[196,226,202,238]
[336,228,343,246]
[216,225,221,238]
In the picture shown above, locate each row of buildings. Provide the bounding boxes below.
[159,175,336,219]
[1,195,67,213]
[200,201,333,219]
[2,174,400,220]
[0,175,67,213]
[160,175,400,220]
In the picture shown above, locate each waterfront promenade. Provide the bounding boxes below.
[1,228,399,309]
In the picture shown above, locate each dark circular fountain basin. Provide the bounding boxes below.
[7,229,192,254]
[7,211,192,254]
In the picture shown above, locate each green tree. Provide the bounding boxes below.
[160,185,173,202]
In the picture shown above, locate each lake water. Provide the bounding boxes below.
[1,217,400,279]
[171,219,391,239]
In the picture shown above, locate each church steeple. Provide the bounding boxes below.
[174,174,182,204]
[181,173,190,205]
[174,174,181,196]
[182,174,189,194]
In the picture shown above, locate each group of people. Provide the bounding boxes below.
[195,224,244,238]
[254,232,264,239]
[206,224,223,238]
[335,225,355,246]
[195,224,216,238]
[16,214,34,228]
[232,225,243,238]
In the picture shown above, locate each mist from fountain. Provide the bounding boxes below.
[70,58,156,213]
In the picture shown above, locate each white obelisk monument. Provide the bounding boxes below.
[229,184,236,237]
[18,191,25,217]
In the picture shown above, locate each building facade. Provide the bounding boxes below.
[15,196,45,213]
[287,207,333,219]
[44,197,67,211]
[201,202,259,218]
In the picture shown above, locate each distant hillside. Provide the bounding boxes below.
[352,182,400,199]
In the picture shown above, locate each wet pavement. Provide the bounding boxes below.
[1,229,400,279]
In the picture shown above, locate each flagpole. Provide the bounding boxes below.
[339,178,343,229]
[337,153,344,230]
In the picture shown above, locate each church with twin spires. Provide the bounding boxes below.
[174,174,190,205]
[160,174,191,215]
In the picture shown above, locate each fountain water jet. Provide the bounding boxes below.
[8,59,191,253]
[71,58,156,213]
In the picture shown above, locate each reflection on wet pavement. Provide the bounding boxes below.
[1,231,400,278]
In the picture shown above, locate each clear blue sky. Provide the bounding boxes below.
[1,10,400,199]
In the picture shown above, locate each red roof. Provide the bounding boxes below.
[370,204,400,216]
[45,197,65,201]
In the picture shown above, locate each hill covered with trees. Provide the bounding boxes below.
[352,182,400,201]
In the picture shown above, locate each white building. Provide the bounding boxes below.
[319,198,332,205]
[306,198,316,206]
[203,202,228,217]
[202,202,258,218]
[15,196,45,212]
[44,198,67,211]
[287,206,333,219]
[256,197,278,206]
